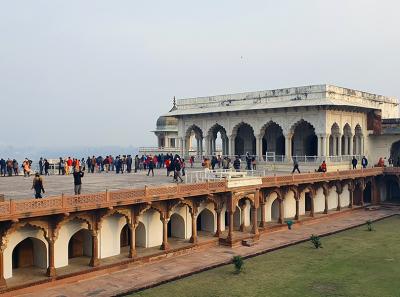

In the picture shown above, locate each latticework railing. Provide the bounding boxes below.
[0,167,388,221]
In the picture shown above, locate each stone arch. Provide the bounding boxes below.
[99,212,128,258]
[135,222,146,248]
[54,217,91,268]
[68,229,92,265]
[390,141,400,166]
[363,180,372,204]
[342,123,352,155]
[329,123,341,156]
[232,122,256,156]
[196,208,215,233]
[4,225,48,279]
[264,190,281,222]
[299,185,315,216]
[290,120,318,157]
[353,124,363,155]
[185,124,204,157]
[384,175,400,202]
[120,224,130,248]
[168,213,186,239]
[260,121,285,158]
[283,189,297,219]
[233,206,241,230]
[208,123,228,155]
[138,208,163,248]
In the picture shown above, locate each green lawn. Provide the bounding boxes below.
[131,216,400,297]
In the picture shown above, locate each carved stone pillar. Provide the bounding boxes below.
[0,245,6,290]
[227,210,234,242]
[128,223,137,258]
[337,135,342,156]
[349,135,354,156]
[161,216,170,250]
[336,185,343,211]
[228,135,235,157]
[46,238,56,277]
[332,136,337,156]
[215,209,222,237]
[190,210,197,243]
[204,135,210,156]
[256,135,263,160]
[284,133,292,161]
[89,230,100,267]
[251,206,259,235]
[348,183,354,208]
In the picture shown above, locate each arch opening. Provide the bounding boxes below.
[120,224,130,248]
[271,198,280,222]
[342,124,352,155]
[12,237,47,271]
[390,141,400,166]
[167,213,186,239]
[68,229,92,260]
[262,122,285,159]
[329,123,340,156]
[135,222,146,248]
[209,124,228,156]
[364,182,372,204]
[234,123,256,156]
[291,121,318,157]
[196,208,215,234]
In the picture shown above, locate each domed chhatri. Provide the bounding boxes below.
[156,116,178,129]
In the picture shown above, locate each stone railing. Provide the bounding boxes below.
[0,168,385,222]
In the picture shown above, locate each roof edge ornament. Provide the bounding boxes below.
[169,96,177,112]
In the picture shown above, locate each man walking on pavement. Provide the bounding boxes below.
[32,172,45,198]
[73,168,84,195]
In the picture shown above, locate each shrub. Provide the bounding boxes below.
[366,220,373,231]
[310,234,322,249]
[232,255,244,273]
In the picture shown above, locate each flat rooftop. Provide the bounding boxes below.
[167,84,398,117]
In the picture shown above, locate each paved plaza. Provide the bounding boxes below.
[0,167,285,200]
[6,208,398,297]
[0,168,203,200]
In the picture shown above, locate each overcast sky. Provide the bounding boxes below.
[1,0,399,148]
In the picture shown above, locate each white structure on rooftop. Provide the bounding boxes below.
[161,84,399,170]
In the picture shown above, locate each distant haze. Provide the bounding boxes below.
[1,1,399,150]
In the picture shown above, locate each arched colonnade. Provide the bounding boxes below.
[181,120,365,159]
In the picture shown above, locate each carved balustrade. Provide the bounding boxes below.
[0,168,385,221]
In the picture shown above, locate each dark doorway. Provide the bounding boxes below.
[364,182,372,204]
[120,224,130,247]
[305,193,312,212]
[68,229,92,259]
[12,238,34,268]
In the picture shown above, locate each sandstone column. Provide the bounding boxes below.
[161,216,170,250]
[89,230,100,267]
[284,133,292,162]
[46,238,56,277]
[190,210,197,243]
[256,135,263,161]
[349,136,354,156]
[337,135,342,156]
[323,188,329,214]
[128,223,137,258]
[215,209,222,237]
[227,210,234,242]
[251,206,259,235]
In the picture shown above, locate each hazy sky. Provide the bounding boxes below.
[1,0,399,148]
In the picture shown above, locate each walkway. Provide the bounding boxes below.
[7,207,398,297]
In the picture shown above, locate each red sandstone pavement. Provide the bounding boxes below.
[5,208,399,297]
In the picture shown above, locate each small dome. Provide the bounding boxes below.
[156,116,178,128]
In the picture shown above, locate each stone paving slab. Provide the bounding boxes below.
[6,208,397,297]
[0,168,287,200]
